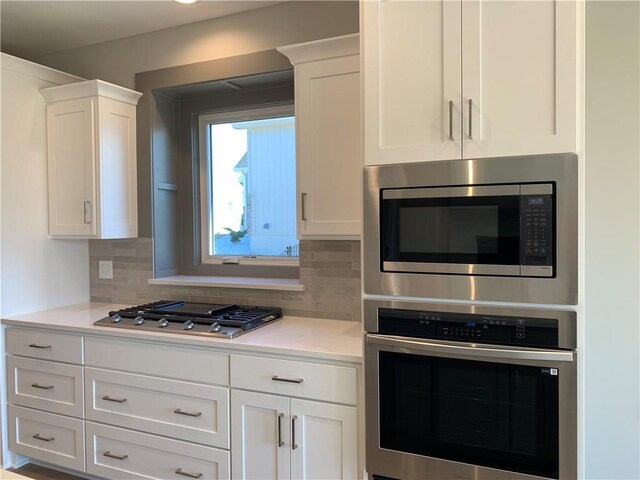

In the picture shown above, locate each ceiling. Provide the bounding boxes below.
[1,1,284,60]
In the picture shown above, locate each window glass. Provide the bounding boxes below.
[204,114,298,258]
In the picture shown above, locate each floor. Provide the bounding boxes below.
[6,464,86,480]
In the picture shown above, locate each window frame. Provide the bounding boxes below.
[198,103,299,267]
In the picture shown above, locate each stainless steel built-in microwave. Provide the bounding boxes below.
[363,154,578,305]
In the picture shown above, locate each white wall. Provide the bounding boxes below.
[584,3,640,478]
[35,1,358,89]
[1,54,91,318]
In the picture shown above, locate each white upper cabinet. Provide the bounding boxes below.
[41,79,142,238]
[461,0,579,158]
[278,34,362,239]
[363,0,580,165]
[363,0,462,165]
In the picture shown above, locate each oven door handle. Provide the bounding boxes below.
[366,334,575,362]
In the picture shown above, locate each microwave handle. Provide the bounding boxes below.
[366,334,574,362]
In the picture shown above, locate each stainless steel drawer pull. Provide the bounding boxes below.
[31,383,54,390]
[277,413,284,447]
[28,343,52,349]
[468,98,473,139]
[448,100,454,141]
[102,395,127,403]
[32,434,54,442]
[174,408,202,418]
[103,451,128,461]
[301,193,308,221]
[175,468,203,479]
[292,415,299,450]
[271,375,304,384]
[83,200,91,224]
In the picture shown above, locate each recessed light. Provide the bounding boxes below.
[174,0,197,4]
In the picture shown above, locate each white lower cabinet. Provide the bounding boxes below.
[8,405,85,472]
[7,356,84,418]
[231,391,357,480]
[85,367,230,448]
[290,399,357,480]
[5,328,360,480]
[86,422,230,480]
[232,390,291,480]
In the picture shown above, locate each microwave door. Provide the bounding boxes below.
[381,185,521,276]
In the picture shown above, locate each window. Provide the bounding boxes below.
[199,104,299,266]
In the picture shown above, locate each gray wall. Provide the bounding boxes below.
[584,2,640,478]
[35,1,359,89]
[90,238,361,321]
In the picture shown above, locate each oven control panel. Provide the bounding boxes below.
[378,308,559,349]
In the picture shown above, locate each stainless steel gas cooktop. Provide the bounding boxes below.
[93,300,283,339]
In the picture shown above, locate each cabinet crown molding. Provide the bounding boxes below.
[40,79,142,105]
[277,33,359,65]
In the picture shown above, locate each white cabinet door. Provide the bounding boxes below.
[363,0,462,165]
[290,399,357,480]
[97,97,138,239]
[46,97,97,236]
[231,390,290,480]
[296,54,361,238]
[461,0,579,159]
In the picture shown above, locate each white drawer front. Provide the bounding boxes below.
[230,355,357,405]
[8,405,85,472]
[85,368,229,449]
[86,422,230,480]
[6,328,83,364]
[8,356,84,418]
[85,336,229,385]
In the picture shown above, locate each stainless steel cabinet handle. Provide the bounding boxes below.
[448,100,454,141]
[174,408,202,418]
[32,434,54,442]
[468,98,473,139]
[301,193,308,221]
[292,415,298,450]
[83,200,91,224]
[366,334,575,362]
[272,375,304,384]
[31,383,54,390]
[103,451,128,461]
[102,395,127,403]
[28,343,51,349]
[175,468,203,479]
[277,413,284,447]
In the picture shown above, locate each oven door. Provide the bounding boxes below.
[365,334,577,480]
[381,185,522,276]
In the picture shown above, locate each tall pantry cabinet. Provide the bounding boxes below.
[362,0,581,165]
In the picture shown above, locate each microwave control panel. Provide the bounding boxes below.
[520,183,554,271]
[378,308,559,349]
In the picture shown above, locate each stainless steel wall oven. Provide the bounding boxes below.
[363,154,578,304]
[364,299,577,480]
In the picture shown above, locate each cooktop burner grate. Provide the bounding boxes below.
[94,300,283,338]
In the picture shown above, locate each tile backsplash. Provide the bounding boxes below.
[90,238,361,321]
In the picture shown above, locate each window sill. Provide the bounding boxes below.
[148,275,304,292]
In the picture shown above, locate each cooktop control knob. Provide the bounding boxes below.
[134,316,145,325]
[110,314,122,323]
[209,322,221,333]
[183,320,195,330]
[158,318,169,328]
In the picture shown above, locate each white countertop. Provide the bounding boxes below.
[1,302,363,363]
